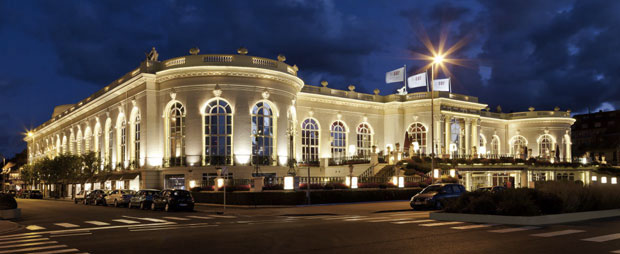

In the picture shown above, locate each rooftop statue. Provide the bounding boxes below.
[146,47,159,61]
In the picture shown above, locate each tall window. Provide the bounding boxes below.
[407,123,427,154]
[108,126,113,167]
[69,133,75,154]
[204,99,232,165]
[76,130,82,155]
[119,119,127,168]
[168,102,186,166]
[491,135,500,156]
[84,128,91,152]
[539,135,553,159]
[357,123,372,157]
[301,118,319,163]
[251,102,274,164]
[134,115,141,167]
[62,136,67,154]
[512,136,527,158]
[331,121,347,160]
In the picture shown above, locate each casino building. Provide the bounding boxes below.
[26,48,578,192]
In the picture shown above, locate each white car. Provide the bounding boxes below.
[104,189,136,207]
[74,190,90,204]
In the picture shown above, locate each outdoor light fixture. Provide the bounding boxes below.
[449,169,456,178]
[392,176,398,185]
[189,180,196,189]
[592,176,598,182]
[398,176,404,188]
[351,176,358,189]
[413,142,419,153]
[602,177,608,184]
[433,169,440,178]
[217,178,224,189]
[284,176,294,190]
[612,177,617,184]
[433,54,445,64]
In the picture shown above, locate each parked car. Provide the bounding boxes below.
[477,186,506,193]
[104,189,136,207]
[25,190,43,199]
[84,189,107,205]
[410,183,466,210]
[151,189,195,212]
[128,189,160,209]
[74,190,89,204]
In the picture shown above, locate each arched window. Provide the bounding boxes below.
[104,119,112,167]
[511,136,527,158]
[119,118,127,168]
[56,136,61,156]
[84,127,91,153]
[69,132,75,154]
[93,122,101,153]
[491,135,500,156]
[251,102,274,164]
[331,121,347,160]
[357,123,372,157]
[406,123,426,154]
[204,99,233,165]
[166,102,186,167]
[301,118,319,163]
[76,129,83,155]
[134,115,141,168]
[62,135,67,154]
[539,134,553,160]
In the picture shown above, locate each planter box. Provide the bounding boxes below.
[0,208,21,220]
[430,209,620,225]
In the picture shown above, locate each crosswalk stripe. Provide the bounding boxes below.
[343,217,376,221]
[420,221,464,227]
[391,219,435,224]
[53,223,79,228]
[582,233,620,242]
[0,241,57,249]
[489,226,540,233]
[368,218,411,223]
[532,229,585,237]
[25,226,46,231]
[112,219,140,224]
[28,248,80,254]
[452,224,497,230]
[84,221,110,226]
[0,244,67,254]
[610,249,620,254]
[162,217,190,221]
[209,215,236,219]
[135,218,168,223]
[0,235,42,241]
[324,216,362,220]
[186,216,214,220]
[0,238,49,245]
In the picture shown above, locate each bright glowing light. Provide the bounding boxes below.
[409,25,471,81]
[392,176,398,185]
[351,177,358,189]
[236,154,250,165]
[278,155,288,166]
[216,178,224,189]
[398,176,404,188]
[478,146,486,155]
[602,177,608,184]
[284,176,294,190]
[581,157,587,165]
[27,132,33,137]
[189,180,196,189]
[612,177,617,184]
[433,169,440,178]
[413,142,419,153]
[449,169,456,178]
[449,143,457,152]
[346,177,351,187]
[592,176,597,182]
[433,54,444,64]
[348,145,356,155]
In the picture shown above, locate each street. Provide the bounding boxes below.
[1,200,620,253]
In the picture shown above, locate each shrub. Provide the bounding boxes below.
[299,183,324,190]
[446,188,563,216]
[0,194,17,210]
[358,183,380,188]
[262,184,284,190]
[405,182,420,188]
[217,184,250,192]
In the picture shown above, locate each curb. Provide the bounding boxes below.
[430,209,620,225]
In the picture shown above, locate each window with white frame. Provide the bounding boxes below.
[251,102,274,163]
[491,135,500,155]
[407,123,426,154]
[76,130,82,155]
[512,136,527,157]
[119,119,127,167]
[356,123,372,157]
[167,102,186,165]
[331,121,347,159]
[301,118,319,163]
[539,134,553,159]
[134,115,141,167]
[204,99,232,165]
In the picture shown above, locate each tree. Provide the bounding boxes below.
[80,152,99,185]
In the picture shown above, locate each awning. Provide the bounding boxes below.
[120,172,140,180]
[107,174,123,181]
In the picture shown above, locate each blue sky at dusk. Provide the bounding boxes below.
[0,0,619,157]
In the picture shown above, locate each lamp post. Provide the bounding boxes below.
[430,55,444,184]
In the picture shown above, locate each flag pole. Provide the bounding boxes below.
[403,64,407,94]
[430,63,435,185]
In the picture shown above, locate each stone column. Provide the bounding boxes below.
[434,114,441,156]
[464,119,471,156]
[471,119,479,157]
[444,115,451,157]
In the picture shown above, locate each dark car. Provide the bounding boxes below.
[128,189,160,209]
[151,189,195,212]
[27,190,43,199]
[410,183,466,210]
[477,186,506,193]
[84,189,107,205]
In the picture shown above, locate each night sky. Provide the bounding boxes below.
[1,0,619,157]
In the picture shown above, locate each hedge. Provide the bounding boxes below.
[192,188,422,206]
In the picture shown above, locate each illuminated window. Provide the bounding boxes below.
[134,115,141,167]
[356,123,372,157]
[511,136,527,157]
[539,134,553,159]
[407,123,426,154]
[491,135,500,155]
[166,102,186,166]
[119,119,127,167]
[76,130,82,155]
[204,99,232,165]
[331,121,347,160]
[69,132,75,155]
[301,118,319,163]
[251,102,273,164]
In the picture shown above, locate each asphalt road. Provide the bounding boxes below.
[3,199,620,254]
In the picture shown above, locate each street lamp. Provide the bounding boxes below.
[429,54,444,185]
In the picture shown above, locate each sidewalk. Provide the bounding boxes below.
[0,220,21,235]
[43,197,73,202]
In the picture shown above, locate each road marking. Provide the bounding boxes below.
[236,221,254,224]
[0,238,49,245]
[452,224,497,230]
[209,215,236,219]
[0,244,67,254]
[0,222,175,239]
[121,216,168,223]
[53,223,79,228]
[324,216,362,221]
[420,221,464,227]
[27,248,80,254]
[532,229,585,237]
[84,221,110,226]
[162,217,190,221]
[582,233,620,242]
[0,241,57,249]
[489,226,540,233]
[112,219,140,224]
[367,218,411,223]
[610,250,620,254]
[130,224,217,232]
[50,233,92,238]
[391,219,435,224]
[343,217,377,221]
[0,235,42,241]
[25,226,46,231]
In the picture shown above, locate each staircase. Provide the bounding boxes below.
[358,163,378,178]
[374,164,396,178]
